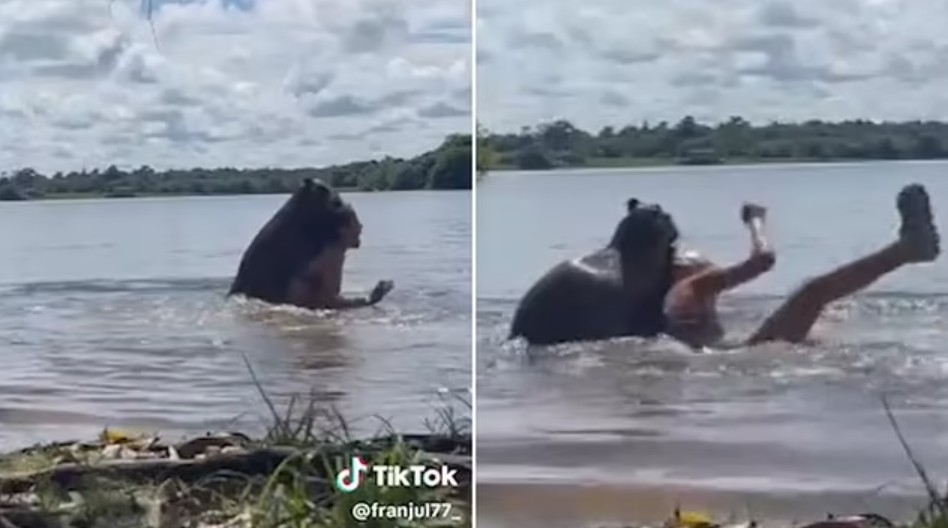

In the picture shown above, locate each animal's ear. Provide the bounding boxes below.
[627,198,640,212]
[299,178,332,202]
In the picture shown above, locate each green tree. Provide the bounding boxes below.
[914,135,944,158]
[476,122,493,178]
[428,135,472,189]
[0,183,27,201]
[515,145,553,170]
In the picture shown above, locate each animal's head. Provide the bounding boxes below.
[284,178,361,248]
[608,197,679,294]
[289,178,336,216]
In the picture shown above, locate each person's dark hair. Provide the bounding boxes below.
[608,197,679,336]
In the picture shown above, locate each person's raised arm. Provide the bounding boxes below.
[688,203,776,297]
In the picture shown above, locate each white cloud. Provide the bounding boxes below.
[477,0,948,132]
[0,0,470,174]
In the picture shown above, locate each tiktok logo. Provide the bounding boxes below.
[335,456,369,493]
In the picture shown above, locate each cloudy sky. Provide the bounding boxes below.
[0,0,470,174]
[477,0,948,134]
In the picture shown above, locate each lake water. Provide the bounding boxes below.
[477,162,948,526]
[0,191,471,449]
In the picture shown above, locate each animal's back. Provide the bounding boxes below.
[229,179,338,305]
[509,255,629,345]
[229,221,300,303]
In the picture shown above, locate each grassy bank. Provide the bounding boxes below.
[0,363,471,528]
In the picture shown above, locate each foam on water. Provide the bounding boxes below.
[478,290,948,495]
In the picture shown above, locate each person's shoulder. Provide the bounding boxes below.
[673,249,715,279]
[676,248,714,267]
[677,248,707,263]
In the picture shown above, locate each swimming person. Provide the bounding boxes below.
[663,184,940,349]
[286,203,395,309]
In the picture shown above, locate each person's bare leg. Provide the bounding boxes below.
[747,184,940,345]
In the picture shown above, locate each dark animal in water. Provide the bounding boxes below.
[509,198,679,345]
[228,178,352,307]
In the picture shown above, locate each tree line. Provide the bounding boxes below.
[0,134,471,201]
[478,117,948,171]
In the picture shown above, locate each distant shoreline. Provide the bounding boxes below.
[0,133,473,202]
[478,117,948,174]
[16,186,466,202]
[486,156,948,172]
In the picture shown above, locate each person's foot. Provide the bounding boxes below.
[897,183,940,262]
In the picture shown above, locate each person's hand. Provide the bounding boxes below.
[741,203,767,224]
[368,280,394,305]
